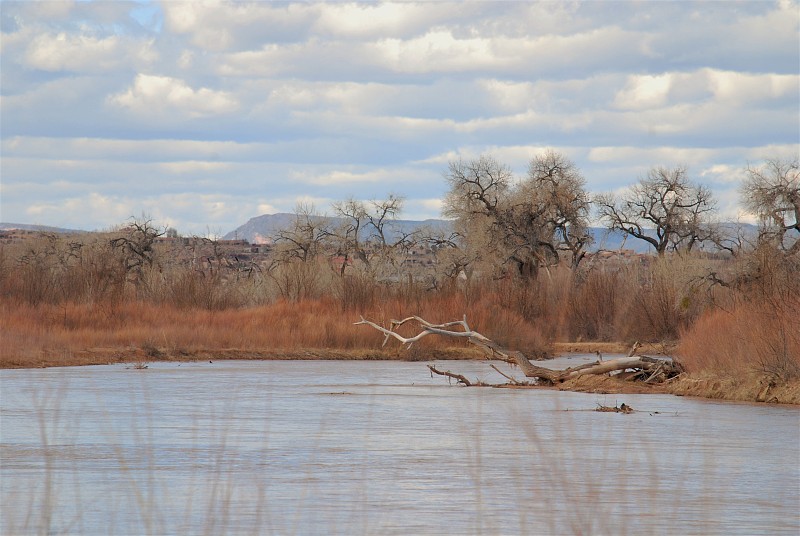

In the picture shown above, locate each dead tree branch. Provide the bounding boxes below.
[356,315,683,387]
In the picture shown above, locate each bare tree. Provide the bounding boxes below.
[443,155,536,278]
[421,228,481,290]
[526,150,593,268]
[443,152,592,280]
[266,204,333,301]
[741,158,800,254]
[331,194,416,279]
[109,217,164,286]
[443,155,511,219]
[331,198,369,275]
[271,204,332,264]
[364,194,405,250]
[595,166,716,256]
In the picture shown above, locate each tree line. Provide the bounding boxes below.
[2,153,795,307]
[269,152,797,289]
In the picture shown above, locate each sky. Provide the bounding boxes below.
[1,0,798,236]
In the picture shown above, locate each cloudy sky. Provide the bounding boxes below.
[1,0,798,235]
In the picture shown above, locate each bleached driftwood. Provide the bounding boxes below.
[355,315,683,386]
[355,315,562,382]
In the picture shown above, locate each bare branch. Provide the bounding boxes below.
[357,315,684,387]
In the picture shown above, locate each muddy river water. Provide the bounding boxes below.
[1,358,798,535]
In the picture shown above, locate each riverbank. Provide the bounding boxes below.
[0,340,666,368]
[2,343,798,405]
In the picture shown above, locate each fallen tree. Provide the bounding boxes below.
[354,315,684,387]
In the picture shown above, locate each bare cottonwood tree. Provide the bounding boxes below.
[443,152,592,280]
[526,150,593,268]
[331,194,416,279]
[421,228,482,290]
[595,166,716,256]
[271,204,332,264]
[109,217,164,287]
[443,155,528,277]
[331,198,369,275]
[742,158,800,255]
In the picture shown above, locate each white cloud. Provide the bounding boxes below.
[26,192,131,229]
[109,74,239,118]
[614,70,799,111]
[587,144,800,168]
[177,50,194,70]
[312,2,451,39]
[256,203,278,215]
[614,74,672,110]
[289,166,434,187]
[159,161,231,174]
[416,145,559,170]
[17,0,76,20]
[161,1,473,52]
[707,70,799,105]
[478,79,536,113]
[418,198,444,214]
[24,32,156,73]
[1,136,261,162]
[162,1,317,51]
[292,169,386,186]
[699,164,749,186]
[375,30,504,74]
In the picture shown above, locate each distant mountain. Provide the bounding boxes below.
[0,222,85,234]
[223,213,298,243]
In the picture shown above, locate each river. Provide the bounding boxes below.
[1,358,798,535]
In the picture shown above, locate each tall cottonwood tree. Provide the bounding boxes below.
[742,158,800,255]
[526,150,593,268]
[443,152,592,280]
[595,166,716,256]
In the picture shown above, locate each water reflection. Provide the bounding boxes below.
[1,359,798,535]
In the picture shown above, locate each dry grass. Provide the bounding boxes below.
[0,293,548,368]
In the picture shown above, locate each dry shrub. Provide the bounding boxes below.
[163,271,246,310]
[332,271,378,312]
[468,296,551,358]
[267,260,332,302]
[611,256,716,343]
[678,296,800,380]
[567,267,623,342]
[679,240,800,381]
